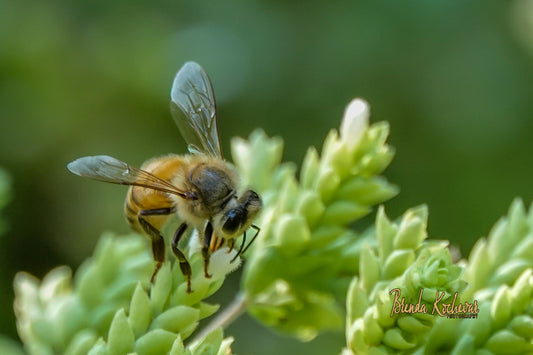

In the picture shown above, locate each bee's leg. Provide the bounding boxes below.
[230,232,246,263]
[140,207,175,216]
[217,237,225,250]
[138,215,167,284]
[171,223,193,293]
[239,224,261,256]
[202,222,213,278]
[209,233,218,253]
[227,239,235,253]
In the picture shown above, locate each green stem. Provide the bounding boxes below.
[190,292,247,343]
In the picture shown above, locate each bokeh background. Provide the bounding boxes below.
[2,1,533,353]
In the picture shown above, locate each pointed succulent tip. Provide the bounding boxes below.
[340,98,370,151]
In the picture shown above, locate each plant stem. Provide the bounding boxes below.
[190,292,247,343]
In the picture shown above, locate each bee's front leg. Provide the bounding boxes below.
[202,222,213,278]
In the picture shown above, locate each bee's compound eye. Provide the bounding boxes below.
[222,209,244,234]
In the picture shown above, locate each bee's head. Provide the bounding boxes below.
[215,189,262,237]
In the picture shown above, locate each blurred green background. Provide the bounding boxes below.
[2,0,533,354]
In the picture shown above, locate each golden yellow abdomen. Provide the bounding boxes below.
[124,155,185,233]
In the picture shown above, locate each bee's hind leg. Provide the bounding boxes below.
[171,223,193,293]
[138,215,168,284]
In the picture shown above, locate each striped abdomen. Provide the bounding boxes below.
[124,155,184,234]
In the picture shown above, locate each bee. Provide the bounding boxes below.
[67,62,262,292]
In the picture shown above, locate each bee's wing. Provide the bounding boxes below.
[67,155,187,198]
[170,61,223,158]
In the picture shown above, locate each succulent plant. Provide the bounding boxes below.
[10,99,533,355]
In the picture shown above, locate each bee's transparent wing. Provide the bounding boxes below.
[67,155,187,197]
[170,61,223,158]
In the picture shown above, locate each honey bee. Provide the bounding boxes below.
[67,62,262,292]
